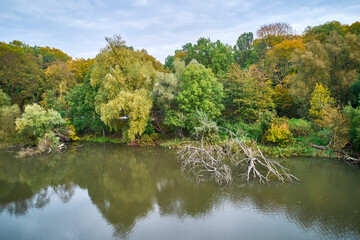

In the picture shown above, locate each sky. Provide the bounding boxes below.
[0,0,359,63]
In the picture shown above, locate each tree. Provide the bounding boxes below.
[233,32,255,68]
[15,103,65,142]
[67,58,95,84]
[66,74,105,134]
[90,35,156,140]
[176,62,224,121]
[265,38,304,85]
[309,83,335,120]
[273,84,298,118]
[0,88,11,107]
[0,42,43,106]
[223,64,274,122]
[44,60,75,99]
[344,105,360,150]
[171,38,233,76]
[256,23,294,48]
[303,21,344,43]
[289,32,360,115]
[0,89,20,143]
[152,72,178,131]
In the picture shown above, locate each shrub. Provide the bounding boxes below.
[264,118,291,147]
[288,118,312,137]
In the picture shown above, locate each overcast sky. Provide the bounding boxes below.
[1,0,359,63]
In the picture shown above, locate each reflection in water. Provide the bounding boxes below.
[0,143,359,239]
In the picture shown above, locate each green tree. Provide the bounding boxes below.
[233,32,255,68]
[66,75,106,134]
[16,103,65,149]
[176,62,224,121]
[173,38,233,76]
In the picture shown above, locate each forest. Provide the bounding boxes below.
[1,20,360,160]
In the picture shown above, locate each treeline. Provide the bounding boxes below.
[1,21,360,155]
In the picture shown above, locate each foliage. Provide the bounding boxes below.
[265,38,304,85]
[173,38,234,75]
[344,106,360,150]
[265,121,291,147]
[288,118,312,137]
[40,90,67,117]
[192,110,220,143]
[256,23,294,48]
[90,35,156,140]
[224,64,274,122]
[67,58,95,84]
[0,42,43,106]
[0,104,21,143]
[175,62,224,127]
[66,74,105,134]
[233,32,254,68]
[309,83,335,120]
[289,32,360,115]
[152,71,178,114]
[44,60,75,99]
[317,106,349,152]
[0,88,11,107]
[273,84,297,118]
[303,21,345,43]
[16,103,65,139]
[38,132,60,151]
[128,133,159,147]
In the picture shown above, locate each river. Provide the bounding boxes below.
[0,143,359,239]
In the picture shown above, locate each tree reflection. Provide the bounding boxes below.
[0,145,359,238]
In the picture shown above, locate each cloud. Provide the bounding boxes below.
[134,0,149,6]
[0,0,359,63]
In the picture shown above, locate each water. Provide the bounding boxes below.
[0,143,359,239]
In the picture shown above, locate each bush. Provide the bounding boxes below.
[288,118,312,137]
[264,118,291,147]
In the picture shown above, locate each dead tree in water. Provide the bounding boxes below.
[178,130,299,184]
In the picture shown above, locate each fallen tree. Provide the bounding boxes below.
[178,129,299,184]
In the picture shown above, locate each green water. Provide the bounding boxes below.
[0,143,359,239]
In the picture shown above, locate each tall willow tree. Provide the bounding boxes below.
[90,35,156,140]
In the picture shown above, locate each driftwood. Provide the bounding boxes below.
[53,129,72,142]
[309,143,329,150]
[178,129,299,184]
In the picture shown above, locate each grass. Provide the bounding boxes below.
[79,135,124,143]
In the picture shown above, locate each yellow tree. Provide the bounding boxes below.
[90,35,156,140]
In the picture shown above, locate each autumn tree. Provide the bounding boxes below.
[309,83,335,120]
[90,35,156,140]
[0,42,43,106]
[223,64,274,122]
[289,31,360,116]
[44,60,75,99]
[67,58,95,84]
[256,23,294,48]
[265,38,304,85]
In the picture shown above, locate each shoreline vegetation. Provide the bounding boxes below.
[1,20,360,174]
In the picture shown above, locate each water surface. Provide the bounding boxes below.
[0,143,359,239]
